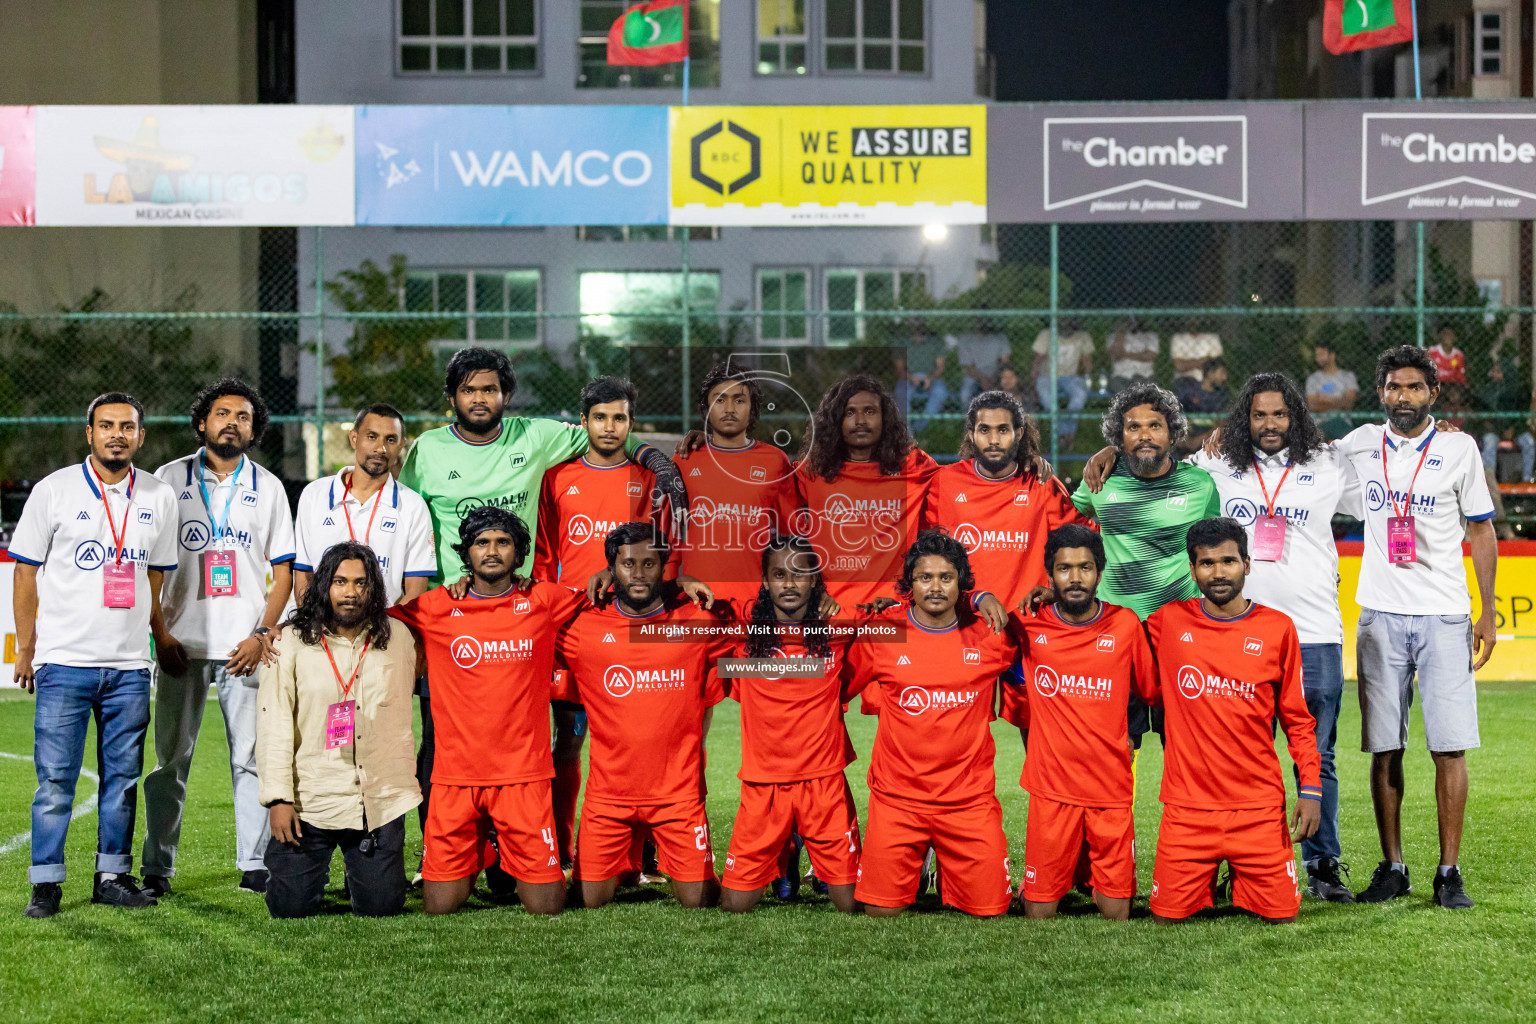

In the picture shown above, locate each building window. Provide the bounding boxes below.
[757,269,810,343]
[575,225,720,241]
[579,271,721,345]
[398,0,539,73]
[578,0,720,88]
[825,0,925,74]
[404,269,542,344]
[758,0,808,75]
[824,268,927,343]
[1474,11,1503,76]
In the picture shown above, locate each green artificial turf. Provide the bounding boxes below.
[0,682,1530,1023]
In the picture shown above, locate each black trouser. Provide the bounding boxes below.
[264,814,407,918]
[416,676,435,832]
[1127,696,1164,751]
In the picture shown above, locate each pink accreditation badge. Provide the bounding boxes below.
[204,550,237,596]
[103,559,136,608]
[325,700,357,750]
[1252,515,1286,561]
[1387,516,1417,563]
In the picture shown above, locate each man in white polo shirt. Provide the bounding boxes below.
[1337,345,1497,910]
[11,393,180,918]
[1187,372,1361,903]
[292,403,435,606]
[142,378,296,898]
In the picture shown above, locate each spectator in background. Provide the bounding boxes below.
[949,309,1011,411]
[996,364,1038,412]
[1032,322,1093,448]
[1428,325,1468,389]
[1175,358,1231,451]
[1480,343,1534,484]
[1170,329,1223,385]
[1306,340,1360,441]
[899,318,952,433]
[1106,319,1159,390]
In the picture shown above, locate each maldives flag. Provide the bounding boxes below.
[607,0,689,66]
[1323,0,1415,54]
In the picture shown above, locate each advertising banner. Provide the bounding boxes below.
[34,105,355,226]
[0,107,36,226]
[669,104,987,225]
[988,103,1305,222]
[1305,102,1536,219]
[355,105,670,226]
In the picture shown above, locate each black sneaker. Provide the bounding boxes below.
[1432,866,1474,910]
[238,870,269,894]
[1356,861,1411,903]
[1306,858,1355,903]
[140,874,171,899]
[92,874,157,908]
[24,883,62,919]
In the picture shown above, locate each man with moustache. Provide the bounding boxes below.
[12,393,180,918]
[144,378,296,896]
[1336,346,1496,909]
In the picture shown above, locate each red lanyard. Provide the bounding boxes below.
[1381,433,1433,518]
[1252,456,1292,518]
[342,470,383,546]
[320,633,372,700]
[91,461,131,567]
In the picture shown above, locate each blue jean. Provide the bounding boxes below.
[29,665,151,883]
[908,378,949,433]
[1036,375,1088,437]
[1298,643,1343,865]
[1481,430,1534,480]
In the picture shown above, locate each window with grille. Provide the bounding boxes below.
[757,269,810,343]
[403,269,542,345]
[824,0,926,74]
[579,271,721,345]
[398,0,538,73]
[1474,11,1503,76]
[824,268,928,343]
[575,225,720,241]
[758,0,808,75]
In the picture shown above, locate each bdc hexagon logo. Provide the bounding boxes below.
[691,120,761,196]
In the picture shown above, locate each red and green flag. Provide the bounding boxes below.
[607,0,690,66]
[1323,0,1415,54]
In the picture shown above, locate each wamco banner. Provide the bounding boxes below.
[989,103,1305,222]
[669,104,987,225]
[1305,101,1536,219]
[355,105,670,225]
[33,106,354,226]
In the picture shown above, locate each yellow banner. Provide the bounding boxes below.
[668,105,987,225]
[1340,555,1536,682]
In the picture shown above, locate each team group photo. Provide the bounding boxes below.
[0,0,1532,1021]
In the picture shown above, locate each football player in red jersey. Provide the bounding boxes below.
[1005,524,1157,920]
[553,523,734,910]
[846,530,1018,918]
[388,506,585,916]
[720,535,861,913]
[1146,517,1321,924]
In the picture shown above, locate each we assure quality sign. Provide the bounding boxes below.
[669,105,987,225]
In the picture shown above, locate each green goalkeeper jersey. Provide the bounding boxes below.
[400,418,647,581]
[1070,457,1222,620]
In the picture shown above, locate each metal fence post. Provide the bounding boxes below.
[680,230,691,433]
[1416,222,1426,347]
[314,225,326,473]
[1049,222,1060,470]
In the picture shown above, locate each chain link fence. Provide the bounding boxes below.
[1,220,1531,520]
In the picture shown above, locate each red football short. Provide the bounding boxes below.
[422,781,563,884]
[722,773,861,891]
[854,791,1013,916]
[1150,804,1300,920]
[1021,795,1136,902]
[575,797,717,883]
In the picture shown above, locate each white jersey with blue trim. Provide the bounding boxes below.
[293,466,436,604]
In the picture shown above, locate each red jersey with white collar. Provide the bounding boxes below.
[674,440,799,608]
[728,623,855,784]
[534,455,674,587]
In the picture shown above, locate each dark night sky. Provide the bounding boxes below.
[988,0,1231,101]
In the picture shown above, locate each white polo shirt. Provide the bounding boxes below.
[8,462,180,670]
[1337,419,1495,616]
[1190,446,1361,645]
[156,450,297,660]
[293,467,436,604]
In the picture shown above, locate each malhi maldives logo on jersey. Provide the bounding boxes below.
[603,663,688,698]
[451,634,534,669]
[568,515,632,545]
[952,522,1029,555]
[1177,663,1257,701]
[898,685,980,716]
[1034,664,1113,702]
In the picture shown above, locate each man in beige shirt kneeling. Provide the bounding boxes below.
[257,540,420,918]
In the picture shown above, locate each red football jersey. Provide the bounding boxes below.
[533,455,674,586]
[924,461,1090,609]
[844,608,1018,807]
[1146,598,1322,810]
[674,440,799,609]
[389,582,585,786]
[794,449,939,609]
[1005,603,1157,808]
[552,595,735,804]
[727,623,855,784]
